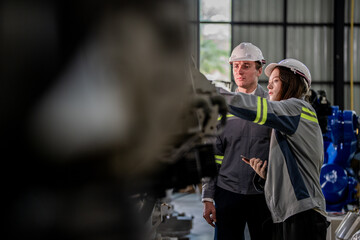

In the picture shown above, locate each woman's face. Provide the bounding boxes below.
[267,68,282,101]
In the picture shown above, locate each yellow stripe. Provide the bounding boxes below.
[301,113,319,123]
[215,155,224,160]
[302,107,316,116]
[259,98,268,125]
[253,96,261,123]
[215,160,222,164]
[217,114,235,121]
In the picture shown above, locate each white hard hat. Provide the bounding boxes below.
[265,58,312,87]
[229,42,266,65]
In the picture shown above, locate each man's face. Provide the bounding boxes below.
[232,61,262,90]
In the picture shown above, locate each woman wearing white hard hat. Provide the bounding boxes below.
[219,58,329,240]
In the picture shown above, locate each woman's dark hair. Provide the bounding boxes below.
[276,66,309,100]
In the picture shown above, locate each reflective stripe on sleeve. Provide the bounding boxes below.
[300,113,318,123]
[259,98,268,125]
[301,107,318,123]
[253,96,262,123]
[302,107,317,116]
[254,96,267,125]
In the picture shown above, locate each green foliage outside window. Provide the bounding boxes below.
[200,37,228,78]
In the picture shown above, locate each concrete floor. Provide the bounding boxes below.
[169,191,351,240]
[170,191,214,240]
[170,190,251,240]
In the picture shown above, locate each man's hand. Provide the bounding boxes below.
[203,201,216,227]
[242,157,267,179]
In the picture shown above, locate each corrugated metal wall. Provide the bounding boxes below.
[187,0,360,113]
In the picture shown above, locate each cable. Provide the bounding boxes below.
[350,0,354,110]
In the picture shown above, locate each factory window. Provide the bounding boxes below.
[199,0,231,84]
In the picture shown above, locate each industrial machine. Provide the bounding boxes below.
[3,0,227,239]
[312,90,360,212]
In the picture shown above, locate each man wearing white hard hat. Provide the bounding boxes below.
[219,58,329,240]
[202,42,272,240]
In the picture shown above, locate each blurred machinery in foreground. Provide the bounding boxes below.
[310,90,360,212]
[2,0,226,239]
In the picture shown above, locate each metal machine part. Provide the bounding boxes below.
[152,201,193,239]
[335,211,360,240]
[351,230,360,240]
